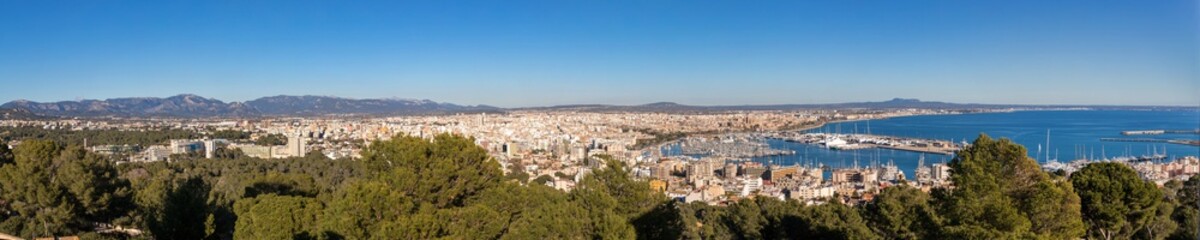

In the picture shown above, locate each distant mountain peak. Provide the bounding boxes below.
[382,96,425,102]
[171,93,203,98]
[888,98,921,103]
[641,102,685,107]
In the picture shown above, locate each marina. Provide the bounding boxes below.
[675,135,795,158]
[660,110,1200,178]
[768,132,961,155]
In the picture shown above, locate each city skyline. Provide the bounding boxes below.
[1,1,1198,107]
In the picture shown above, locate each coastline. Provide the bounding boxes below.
[643,108,1164,155]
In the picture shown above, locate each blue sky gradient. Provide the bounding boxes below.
[1,1,1197,107]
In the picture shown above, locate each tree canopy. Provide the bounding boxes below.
[862,185,942,239]
[0,141,132,238]
[1071,162,1165,240]
[0,132,1197,240]
[1167,175,1200,240]
[940,134,1085,239]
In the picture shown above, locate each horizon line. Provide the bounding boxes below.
[3,94,1199,109]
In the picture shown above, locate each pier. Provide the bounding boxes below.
[874,144,958,155]
[1100,138,1200,146]
[1121,129,1200,135]
[769,132,962,155]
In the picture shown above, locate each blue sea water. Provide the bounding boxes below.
[666,110,1200,178]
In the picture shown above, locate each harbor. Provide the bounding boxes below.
[674,135,795,158]
[657,110,1200,181]
[768,132,962,155]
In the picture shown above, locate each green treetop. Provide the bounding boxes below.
[940,134,1085,239]
[1071,162,1164,240]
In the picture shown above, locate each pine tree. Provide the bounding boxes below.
[1071,162,1163,240]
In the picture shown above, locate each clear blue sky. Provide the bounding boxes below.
[1,1,1197,107]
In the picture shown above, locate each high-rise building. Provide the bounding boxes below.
[688,160,715,184]
[285,133,306,157]
[931,163,951,182]
[204,139,216,159]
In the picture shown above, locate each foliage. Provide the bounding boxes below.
[254,133,288,146]
[1071,162,1165,240]
[313,134,653,239]
[0,126,200,146]
[318,180,413,239]
[233,194,323,239]
[574,156,663,219]
[861,185,941,239]
[630,131,688,150]
[208,130,251,140]
[0,141,11,165]
[504,163,531,183]
[362,133,502,208]
[120,147,364,239]
[0,141,133,238]
[531,174,555,185]
[940,134,1085,239]
[243,172,318,198]
[134,173,212,239]
[568,159,644,239]
[1168,175,1200,240]
[5,131,1200,240]
[793,202,878,240]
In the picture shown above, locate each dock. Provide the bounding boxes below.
[1100,138,1200,146]
[768,132,962,155]
[1121,129,1200,135]
[874,144,958,155]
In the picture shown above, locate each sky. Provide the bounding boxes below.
[0,1,1197,107]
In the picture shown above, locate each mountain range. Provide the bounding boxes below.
[0,94,500,118]
[0,95,1192,119]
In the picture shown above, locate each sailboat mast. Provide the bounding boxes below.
[1045,129,1051,162]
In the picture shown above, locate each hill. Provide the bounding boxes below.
[0,94,501,118]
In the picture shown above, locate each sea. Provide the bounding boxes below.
[662,110,1200,178]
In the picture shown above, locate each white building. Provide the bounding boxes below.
[740,177,763,197]
[789,185,835,201]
